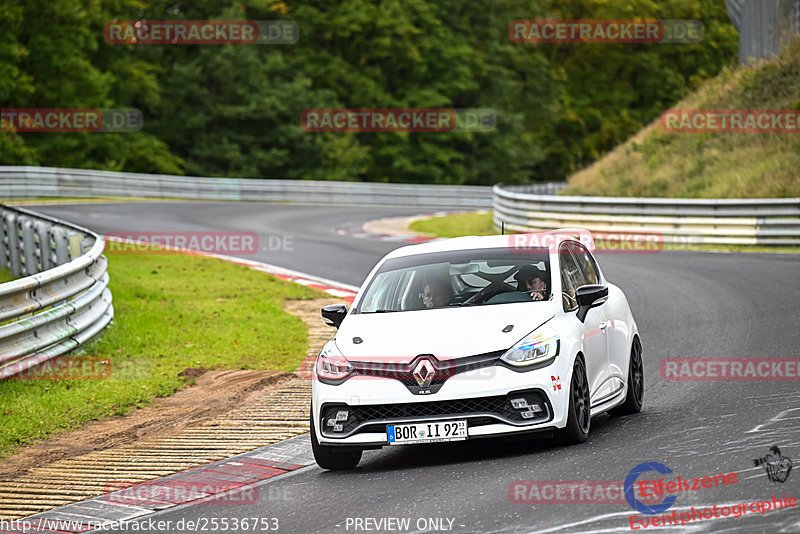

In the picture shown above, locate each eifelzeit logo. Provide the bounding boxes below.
[753,446,792,483]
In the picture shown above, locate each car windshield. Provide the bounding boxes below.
[355,247,550,313]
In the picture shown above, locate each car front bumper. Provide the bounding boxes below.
[312,361,572,447]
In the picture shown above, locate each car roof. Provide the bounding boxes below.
[384,229,587,260]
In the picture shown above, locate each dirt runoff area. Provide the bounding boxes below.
[0,297,340,481]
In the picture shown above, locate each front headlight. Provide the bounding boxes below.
[501,325,559,367]
[316,340,353,381]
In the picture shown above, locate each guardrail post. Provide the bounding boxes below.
[68,232,83,259]
[52,226,71,265]
[34,219,55,272]
[0,209,11,273]
[18,215,38,276]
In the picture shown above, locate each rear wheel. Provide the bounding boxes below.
[310,406,362,470]
[610,338,644,416]
[558,357,590,444]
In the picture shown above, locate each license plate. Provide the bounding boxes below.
[386,420,467,445]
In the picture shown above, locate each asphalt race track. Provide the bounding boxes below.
[29,202,800,533]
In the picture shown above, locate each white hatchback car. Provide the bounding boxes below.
[311,232,643,469]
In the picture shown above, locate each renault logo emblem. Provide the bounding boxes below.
[413,359,436,388]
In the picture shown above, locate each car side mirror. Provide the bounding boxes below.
[321,304,348,328]
[575,285,608,322]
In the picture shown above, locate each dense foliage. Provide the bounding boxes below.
[0,0,737,184]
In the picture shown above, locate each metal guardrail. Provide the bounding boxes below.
[0,166,542,209]
[0,204,113,379]
[494,184,800,246]
[727,0,800,64]
[0,165,565,208]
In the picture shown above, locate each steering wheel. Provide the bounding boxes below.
[464,281,517,305]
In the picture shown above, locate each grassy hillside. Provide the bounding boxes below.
[563,45,800,198]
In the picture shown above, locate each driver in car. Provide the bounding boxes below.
[514,265,548,301]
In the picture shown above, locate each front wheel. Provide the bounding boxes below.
[610,338,644,416]
[310,406,362,470]
[558,357,590,444]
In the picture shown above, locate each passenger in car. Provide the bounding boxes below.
[514,265,549,301]
[422,279,452,308]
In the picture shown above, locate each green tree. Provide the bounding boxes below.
[0,0,181,173]
[0,0,738,184]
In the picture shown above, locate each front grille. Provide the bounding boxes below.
[320,389,551,439]
[349,350,504,395]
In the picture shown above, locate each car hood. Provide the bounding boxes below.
[335,303,555,362]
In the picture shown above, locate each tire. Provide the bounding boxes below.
[610,338,644,416]
[310,406,362,470]
[558,356,591,444]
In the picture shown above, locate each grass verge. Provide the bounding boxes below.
[0,252,326,459]
[0,269,15,284]
[409,211,496,238]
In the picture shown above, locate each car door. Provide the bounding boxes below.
[559,242,610,405]
[573,246,629,396]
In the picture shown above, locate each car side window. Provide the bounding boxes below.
[559,244,583,312]
[569,243,600,285]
